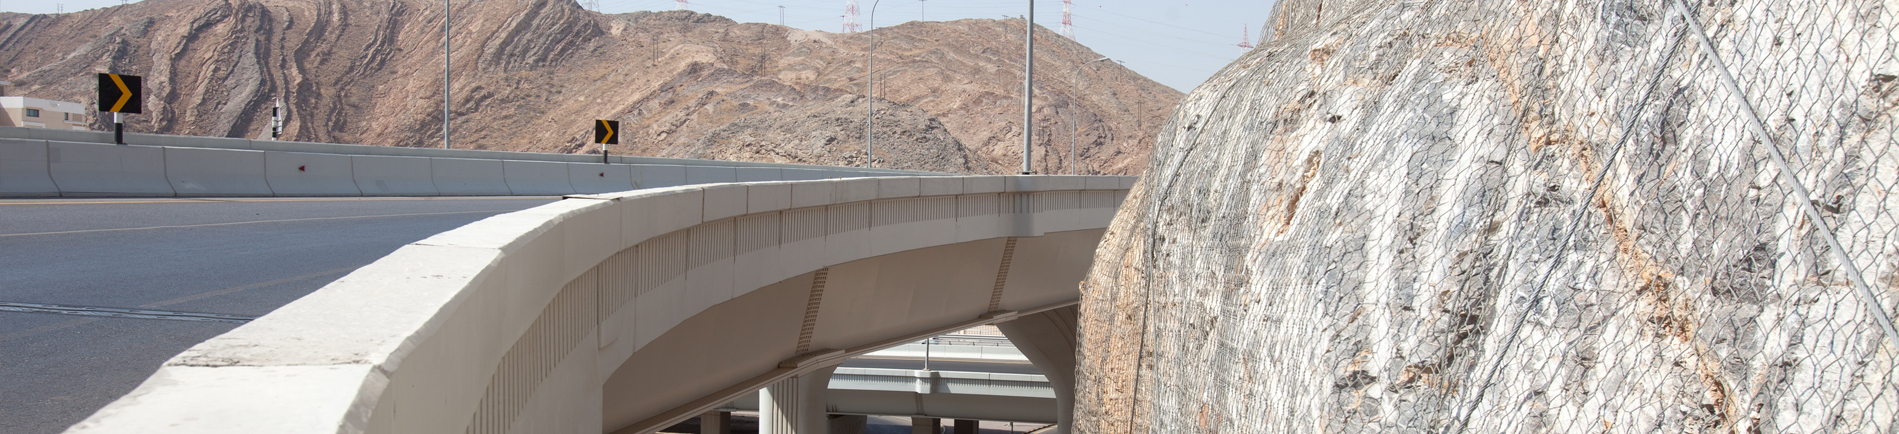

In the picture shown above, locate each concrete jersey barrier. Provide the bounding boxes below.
[0,138,59,196]
[262,152,361,196]
[163,148,273,196]
[568,163,635,194]
[0,126,954,198]
[47,141,175,197]
[429,158,511,196]
[500,160,575,196]
[350,155,438,196]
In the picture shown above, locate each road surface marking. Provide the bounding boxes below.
[0,302,254,324]
[0,267,356,342]
[140,266,358,308]
[0,197,555,206]
[0,209,512,237]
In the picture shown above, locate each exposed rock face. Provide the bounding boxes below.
[1077,0,1897,433]
[0,0,1179,174]
[681,95,993,173]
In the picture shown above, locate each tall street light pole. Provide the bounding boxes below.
[1070,56,1109,175]
[1020,5,1034,174]
[865,0,884,168]
[442,0,451,149]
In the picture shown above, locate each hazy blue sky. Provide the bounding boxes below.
[5,0,1279,92]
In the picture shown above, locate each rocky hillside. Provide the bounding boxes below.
[681,94,983,173]
[0,0,1180,174]
[1077,0,1897,433]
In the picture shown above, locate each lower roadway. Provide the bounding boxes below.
[0,197,557,434]
[838,356,1043,375]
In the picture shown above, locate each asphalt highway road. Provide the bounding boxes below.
[839,356,1044,375]
[0,196,557,434]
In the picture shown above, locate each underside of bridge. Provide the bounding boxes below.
[605,230,1100,433]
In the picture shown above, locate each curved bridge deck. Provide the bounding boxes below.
[66,175,1131,434]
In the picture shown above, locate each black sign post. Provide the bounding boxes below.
[594,119,618,164]
[96,73,143,145]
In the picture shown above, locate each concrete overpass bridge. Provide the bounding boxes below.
[20,128,1130,434]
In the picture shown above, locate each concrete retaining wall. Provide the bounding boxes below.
[0,126,950,198]
[66,176,1136,434]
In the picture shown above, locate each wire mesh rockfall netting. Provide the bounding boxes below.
[1073,0,1897,432]
[1440,1,1899,432]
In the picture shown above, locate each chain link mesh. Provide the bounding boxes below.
[1441,0,1899,432]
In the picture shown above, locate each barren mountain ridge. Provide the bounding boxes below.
[0,0,1181,174]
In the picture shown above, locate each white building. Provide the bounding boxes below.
[0,82,90,130]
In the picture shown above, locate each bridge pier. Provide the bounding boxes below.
[760,366,838,434]
[910,417,940,434]
[827,414,866,434]
[995,305,1079,434]
[698,410,731,434]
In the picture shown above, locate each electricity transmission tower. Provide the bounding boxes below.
[843,0,861,32]
[1061,0,1073,39]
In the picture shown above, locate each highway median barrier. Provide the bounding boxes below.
[263,151,361,196]
[429,158,511,196]
[781,168,829,181]
[501,160,576,196]
[47,141,175,197]
[735,167,782,183]
[130,133,255,150]
[0,138,59,197]
[0,126,955,198]
[636,164,688,189]
[684,166,737,185]
[567,162,635,194]
[163,147,273,196]
[350,155,438,196]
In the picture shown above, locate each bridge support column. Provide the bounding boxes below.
[760,366,836,434]
[827,414,867,434]
[994,305,1078,434]
[952,419,979,434]
[910,417,940,434]
[699,410,731,434]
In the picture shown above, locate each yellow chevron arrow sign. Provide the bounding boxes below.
[96,73,143,114]
[595,119,618,145]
